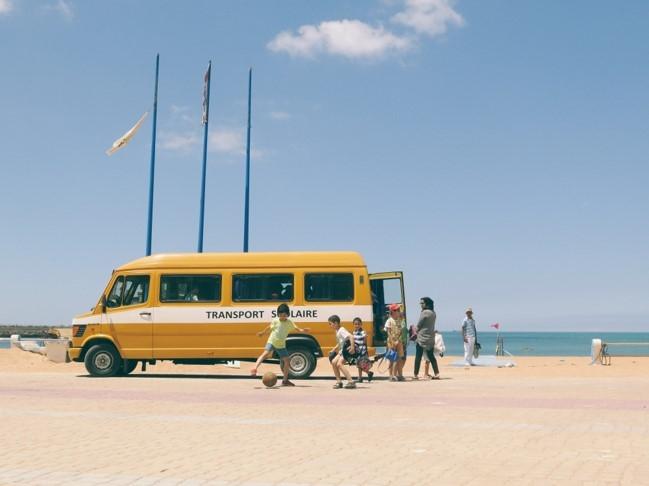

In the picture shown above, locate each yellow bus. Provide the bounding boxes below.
[68,251,405,378]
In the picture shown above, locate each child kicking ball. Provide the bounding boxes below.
[251,303,309,387]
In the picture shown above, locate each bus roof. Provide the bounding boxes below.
[117,251,366,271]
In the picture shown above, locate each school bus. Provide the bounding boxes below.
[68,251,406,378]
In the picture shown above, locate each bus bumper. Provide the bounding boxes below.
[68,347,82,362]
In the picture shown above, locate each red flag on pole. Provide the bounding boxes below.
[491,323,500,330]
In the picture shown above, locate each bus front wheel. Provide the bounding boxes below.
[84,343,122,377]
[283,346,317,379]
[120,359,138,375]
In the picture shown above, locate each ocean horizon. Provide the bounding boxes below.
[419,331,649,357]
[2,332,649,357]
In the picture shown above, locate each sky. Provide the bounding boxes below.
[0,0,647,331]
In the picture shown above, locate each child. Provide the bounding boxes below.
[251,303,309,386]
[385,304,405,381]
[328,315,356,389]
[353,317,373,383]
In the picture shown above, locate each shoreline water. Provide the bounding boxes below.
[0,331,649,357]
[408,330,649,357]
[3,331,649,356]
[428,331,649,357]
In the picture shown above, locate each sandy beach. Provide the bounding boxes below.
[1,348,649,485]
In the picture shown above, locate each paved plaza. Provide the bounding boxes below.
[1,356,649,485]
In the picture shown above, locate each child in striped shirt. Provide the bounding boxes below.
[353,317,374,383]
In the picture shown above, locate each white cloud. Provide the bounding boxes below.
[270,111,291,121]
[209,128,264,159]
[0,0,13,15]
[267,0,465,60]
[160,132,200,152]
[267,19,412,59]
[44,0,74,20]
[170,105,194,124]
[391,0,464,37]
[162,126,264,159]
[170,105,189,114]
[209,128,244,155]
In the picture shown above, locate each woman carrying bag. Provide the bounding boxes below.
[413,297,440,380]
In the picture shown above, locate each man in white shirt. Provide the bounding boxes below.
[462,307,477,366]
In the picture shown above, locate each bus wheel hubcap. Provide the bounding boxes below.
[290,354,306,372]
[94,352,112,370]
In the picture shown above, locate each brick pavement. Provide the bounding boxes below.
[1,357,649,485]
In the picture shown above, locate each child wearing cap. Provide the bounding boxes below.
[385,304,405,381]
[251,303,310,386]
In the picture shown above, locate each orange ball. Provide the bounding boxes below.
[262,372,278,388]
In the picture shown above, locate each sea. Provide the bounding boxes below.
[409,332,649,357]
[2,332,649,356]
[1,339,47,350]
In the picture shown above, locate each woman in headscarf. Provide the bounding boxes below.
[413,297,440,380]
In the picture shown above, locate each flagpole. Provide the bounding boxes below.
[146,54,160,257]
[197,61,212,253]
[243,67,252,252]
[492,323,502,355]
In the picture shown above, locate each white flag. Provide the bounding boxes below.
[202,63,211,125]
[106,112,148,156]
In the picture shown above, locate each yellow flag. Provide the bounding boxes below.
[106,112,148,156]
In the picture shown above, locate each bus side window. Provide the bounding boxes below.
[160,275,222,303]
[305,273,354,301]
[232,274,294,302]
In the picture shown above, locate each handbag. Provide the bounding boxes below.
[434,332,445,357]
[356,355,372,372]
[408,325,418,342]
[342,341,359,364]
[385,348,398,362]
[473,342,481,359]
[375,352,391,374]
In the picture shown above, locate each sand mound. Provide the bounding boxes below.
[0,347,83,373]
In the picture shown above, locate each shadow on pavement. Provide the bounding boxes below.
[76,373,398,382]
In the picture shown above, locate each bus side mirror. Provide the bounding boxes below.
[101,295,107,313]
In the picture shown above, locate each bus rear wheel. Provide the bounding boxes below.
[84,343,122,377]
[282,346,317,379]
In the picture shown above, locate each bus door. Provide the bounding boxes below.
[102,273,153,359]
[369,271,406,347]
